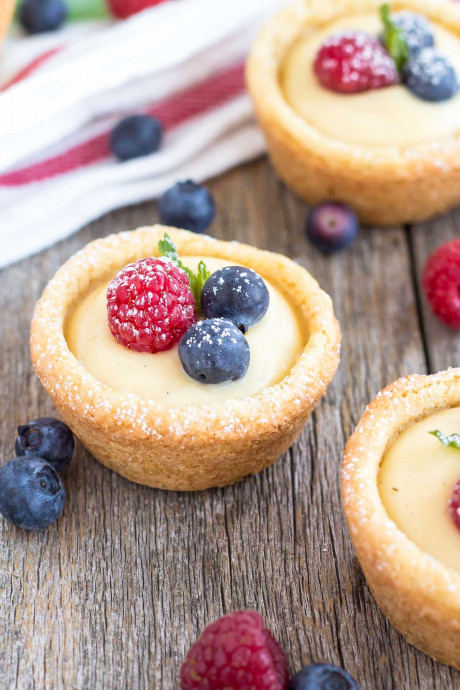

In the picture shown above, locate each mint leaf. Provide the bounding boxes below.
[380,3,410,73]
[429,430,460,449]
[158,233,178,263]
[158,233,210,311]
[196,261,211,296]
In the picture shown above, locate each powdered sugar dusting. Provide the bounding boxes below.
[407,47,457,88]
[107,256,196,353]
[31,226,340,443]
[343,368,460,592]
[314,31,399,93]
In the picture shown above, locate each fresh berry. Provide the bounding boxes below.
[306,202,358,254]
[19,0,67,33]
[110,115,163,162]
[403,48,459,102]
[287,664,359,690]
[107,257,197,353]
[178,319,250,384]
[159,181,216,234]
[390,11,434,55]
[314,32,398,93]
[180,610,289,689]
[201,266,270,334]
[449,478,460,532]
[422,238,460,328]
[0,457,65,530]
[108,0,167,19]
[15,417,75,473]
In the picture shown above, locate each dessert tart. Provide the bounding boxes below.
[246,0,460,226]
[0,0,14,44]
[30,226,341,491]
[342,368,460,669]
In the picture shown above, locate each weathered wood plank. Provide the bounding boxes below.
[0,158,457,690]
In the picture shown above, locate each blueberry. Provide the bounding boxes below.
[15,417,75,473]
[0,457,65,530]
[19,0,67,34]
[287,663,359,690]
[110,115,163,162]
[158,180,216,234]
[201,266,269,333]
[391,12,434,55]
[178,318,250,384]
[306,202,358,254]
[403,48,459,102]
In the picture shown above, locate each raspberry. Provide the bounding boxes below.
[108,0,168,19]
[449,478,460,532]
[180,611,290,690]
[107,257,197,353]
[314,32,399,93]
[422,238,460,329]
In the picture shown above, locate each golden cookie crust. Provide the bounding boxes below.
[342,368,460,669]
[0,0,14,45]
[246,0,460,227]
[30,226,341,491]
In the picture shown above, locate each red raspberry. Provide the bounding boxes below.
[449,478,460,532]
[314,32,399,93]
[180,611,289,690]
[422,238,460,328]
[107,257,197,353]
[108,0,168,20]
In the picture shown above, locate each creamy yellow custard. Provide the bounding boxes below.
[281,12,460,148]
[65,256,305,405]
[379,407,460,573]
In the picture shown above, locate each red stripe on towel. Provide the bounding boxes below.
[0,62,245,187]
[1,46,63,91]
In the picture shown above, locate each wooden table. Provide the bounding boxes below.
[1,157,459,690]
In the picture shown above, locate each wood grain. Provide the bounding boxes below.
[0,158,459,689]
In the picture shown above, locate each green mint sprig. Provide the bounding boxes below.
[158,233,210,311]
[429,430,460,449]
[380,3,410,74]
[158,233,179,262]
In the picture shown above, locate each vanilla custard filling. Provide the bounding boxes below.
[379,407,460,573]
[65,257,304,405]
[281,13,460,148]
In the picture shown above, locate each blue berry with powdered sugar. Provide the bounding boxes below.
[391,11,434,55]
[178,318,250,384]
[403,47,459,102]
[201,266,269,334]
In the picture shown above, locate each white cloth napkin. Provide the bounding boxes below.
[0,0,286,269]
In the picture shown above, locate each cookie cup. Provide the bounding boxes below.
[0,0,14,45]
[246,0,460,226]
[342,369,460,668]
[31,226,340,491]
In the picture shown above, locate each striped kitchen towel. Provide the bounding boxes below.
[0,0,286,269]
